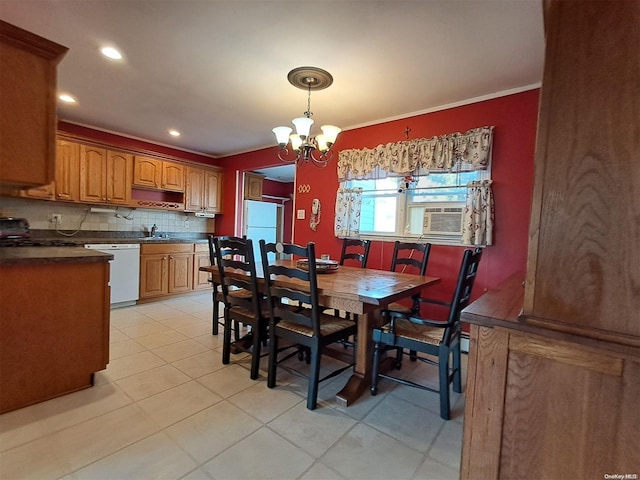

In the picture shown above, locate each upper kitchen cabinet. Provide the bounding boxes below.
[0,21,68,188]
[244,172,264,200]
[185,166,223,214]
[79,144,132,205]
[19,137,79,201]
[133,156,184,192]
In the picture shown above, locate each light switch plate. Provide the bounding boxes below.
[297,209,305,219]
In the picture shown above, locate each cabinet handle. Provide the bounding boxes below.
[169,255,174,259]
[163,256,167,260]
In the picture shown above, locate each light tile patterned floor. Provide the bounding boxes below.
[0,293,466,480]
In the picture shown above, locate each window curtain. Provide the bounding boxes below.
[462,180,494,246]
[337,126,493,181]
[334,188,363,238]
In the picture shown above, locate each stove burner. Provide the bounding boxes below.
[0,239,78,247]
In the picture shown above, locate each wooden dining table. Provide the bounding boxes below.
[200,259,439,406]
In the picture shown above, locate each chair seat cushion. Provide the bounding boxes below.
[386,301,413,315]
[277,315,356,338]
[390,318,444,345]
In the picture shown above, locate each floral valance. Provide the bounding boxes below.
[337,126,494,181]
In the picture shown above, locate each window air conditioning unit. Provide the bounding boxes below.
[422,205,464,235]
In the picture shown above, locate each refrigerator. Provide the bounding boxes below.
[244,200,279,263]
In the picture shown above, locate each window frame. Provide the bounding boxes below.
[341,167,491,246]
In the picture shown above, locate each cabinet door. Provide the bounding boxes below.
[133,157,161,189]
[80,145,107,203]
[184,167,204,212]
[193,251,212,290]
[161,162,184,192]
[107,151,132,205]
[139,254,168,298]
[204,170,222,213]
[55,139,80,201]
[168,253,193,293]
[244,172,264,200]
[0,21,67,188]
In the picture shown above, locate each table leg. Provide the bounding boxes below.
[335,308,386,406]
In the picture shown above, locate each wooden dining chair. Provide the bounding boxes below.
[339,238,371,268]
[386,241,432,315]
[208,235,243,340]
[370,247,482,420]
[213,235,267,379]
[259,240,358,410]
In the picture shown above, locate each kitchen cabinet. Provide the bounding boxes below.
[0,251,110,413]
[139,243,194,299]
[244,172,264,200]
[19,138,80,201]
[460,2,640,478]
[0,20,67,189]
[185,166,223,214]
[79,145,132,205]
[133,157,184,192]
[54,139,80,201]
[193,243,212,290]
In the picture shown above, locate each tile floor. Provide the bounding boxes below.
[0,293,466,480]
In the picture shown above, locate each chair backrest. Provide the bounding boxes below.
[207,235,216,265]
[446,247,483,325]
[213,236,261,313]
[339,238,371,268]
[259,240,322,337]
[390,241,431,276]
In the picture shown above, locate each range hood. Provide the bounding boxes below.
[194,212,216,218]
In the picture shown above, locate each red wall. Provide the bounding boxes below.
[60,90,540,317]
[217,89,540,314]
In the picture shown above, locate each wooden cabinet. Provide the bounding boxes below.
[185,166,223,214]
[79,145,132,205]
[0,255,110,413]
[460,2,640,478]
[133,157,184,192]
[139,243,194,299]
[54,139,80,201]
[244,172,264,200]
[0,20,67,188]
[19,139,79,200]
[193,243,212,290]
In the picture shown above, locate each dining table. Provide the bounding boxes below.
[200,259,440,406]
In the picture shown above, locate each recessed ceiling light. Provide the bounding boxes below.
[101,46,122,60]
[59,94,77,103]
[169,130,181,137]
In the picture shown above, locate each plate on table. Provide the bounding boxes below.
[296,258,339,273]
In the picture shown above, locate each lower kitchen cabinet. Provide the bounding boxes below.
[193,242,211,290]
[0,256,110,413]
[139,243,196,299]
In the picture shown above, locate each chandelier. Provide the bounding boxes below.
[272,66,341,168]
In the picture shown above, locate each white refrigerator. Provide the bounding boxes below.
[244,200,279,263]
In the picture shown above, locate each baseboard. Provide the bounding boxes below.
[461,333,470,354]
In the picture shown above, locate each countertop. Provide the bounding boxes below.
[0,246,114,266]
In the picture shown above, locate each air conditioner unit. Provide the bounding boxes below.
[422,205,464,235]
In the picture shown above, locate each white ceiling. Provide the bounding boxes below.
[0,0,544,170]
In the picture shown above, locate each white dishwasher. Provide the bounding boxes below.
[85,244,140,307]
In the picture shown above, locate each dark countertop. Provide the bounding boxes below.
[29,230,210,245]
[0,247,114,266]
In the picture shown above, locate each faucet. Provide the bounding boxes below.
[150,224,158,237]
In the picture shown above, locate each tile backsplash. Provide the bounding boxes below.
[0,197,213,236]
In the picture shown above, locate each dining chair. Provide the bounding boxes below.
[331,238,372,323]
[208,235,244,339]
[213,235,267,379]
[259,240,358,410]
[339,238,371,268]
[370,247,482,420]
[386,241,432,315]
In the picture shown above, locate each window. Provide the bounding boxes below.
[343,169,489,245]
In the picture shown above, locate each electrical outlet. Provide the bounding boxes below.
[184,219,189,228]
[50,214,62,223]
